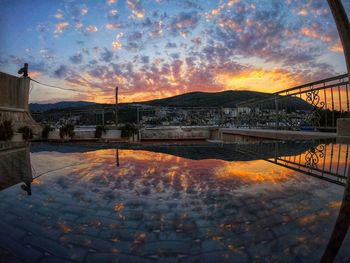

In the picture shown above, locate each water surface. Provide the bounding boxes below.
[0,141,349,262]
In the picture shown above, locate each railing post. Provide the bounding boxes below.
[275,94,279,129]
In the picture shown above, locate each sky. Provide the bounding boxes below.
[0,0,349,103]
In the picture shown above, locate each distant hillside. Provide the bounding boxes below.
[142,91,271,107]
[142,90,312,110]
[29,101,96,112]
[30,90,312,112]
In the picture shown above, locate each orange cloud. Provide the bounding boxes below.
[300,27,332,42]
[54,22,69,35]
[330,41,343,53]
[215,69,297,93]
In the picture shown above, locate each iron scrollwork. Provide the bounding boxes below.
[305,144,325,170]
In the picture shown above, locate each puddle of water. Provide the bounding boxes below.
[0,141,349,262]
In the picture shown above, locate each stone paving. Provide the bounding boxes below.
[0,143,349,263]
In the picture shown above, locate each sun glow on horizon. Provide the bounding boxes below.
[215,69,298,94]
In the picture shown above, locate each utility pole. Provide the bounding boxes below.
[327,0,350,80]
[115,86,118,126]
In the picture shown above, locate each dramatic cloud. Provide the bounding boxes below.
[0,0,348,103]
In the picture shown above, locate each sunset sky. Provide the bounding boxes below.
[0,0,349,103]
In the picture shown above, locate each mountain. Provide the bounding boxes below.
[29,101,96,112]
[142,90,272,108]
[29,90,312,112]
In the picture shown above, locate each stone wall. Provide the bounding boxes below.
[140,127,211,140]
[0,72,41,135]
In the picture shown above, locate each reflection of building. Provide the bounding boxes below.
[0,143,33,194]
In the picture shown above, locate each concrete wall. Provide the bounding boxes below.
[337,118,350,137]
[141,127,211,140]
[0,72,30,112]
[0,72,41,135]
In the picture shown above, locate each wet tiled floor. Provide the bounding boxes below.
[0,142,349,262]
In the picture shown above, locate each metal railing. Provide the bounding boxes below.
[235,74,350,131]
[237,142,350,186]
[31,108,108,126]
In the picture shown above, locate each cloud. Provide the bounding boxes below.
[86,25,98,33]
[54,22,69,35]
[112,40,122,50]
[53,65,69,78]
[127,0,145,19]
[109,9,118,16]
[300,27,332,42]
[100,48,114,62]
[330,42,343,53]
[141,56,149,64]
[69,54,83,64]
[166,42,177,48]
[55,9,63,19]
[170,11,199,36]
[107,0,117,5]
[106,23,121,30]
[80,6,88,16]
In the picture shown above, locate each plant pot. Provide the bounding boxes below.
[48,131,60,140]
[102,129,121,139]
[11,133,23,142]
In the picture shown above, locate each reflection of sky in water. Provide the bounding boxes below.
[0,143,349,262]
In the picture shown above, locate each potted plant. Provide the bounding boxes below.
[121,123,138,141]
[59,123,75,141]
[41,125,53,139]
[18,126,33,141]
[0,120,14,141]
[95,125,106,138]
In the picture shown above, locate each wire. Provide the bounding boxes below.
[29,77,90,93]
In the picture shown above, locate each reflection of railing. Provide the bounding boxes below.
[31,108,107,126]
[236,74,350,131]
[237,143,350,186]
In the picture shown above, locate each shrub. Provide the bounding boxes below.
[121,123,138,137]
[95,125,106,138]
[18,126,33,140]
[59,123,75,139]
[0,120,14,141]
[42,125,53,139]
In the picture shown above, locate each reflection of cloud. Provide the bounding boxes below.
[214,160,293,183]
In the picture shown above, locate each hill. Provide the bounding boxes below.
[142,90,272,107]
[29,101,96,112]
[29,90,312,112]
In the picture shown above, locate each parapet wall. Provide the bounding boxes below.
[140,127,211,140]
[0,72,29,112]
[0,72,41,134]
